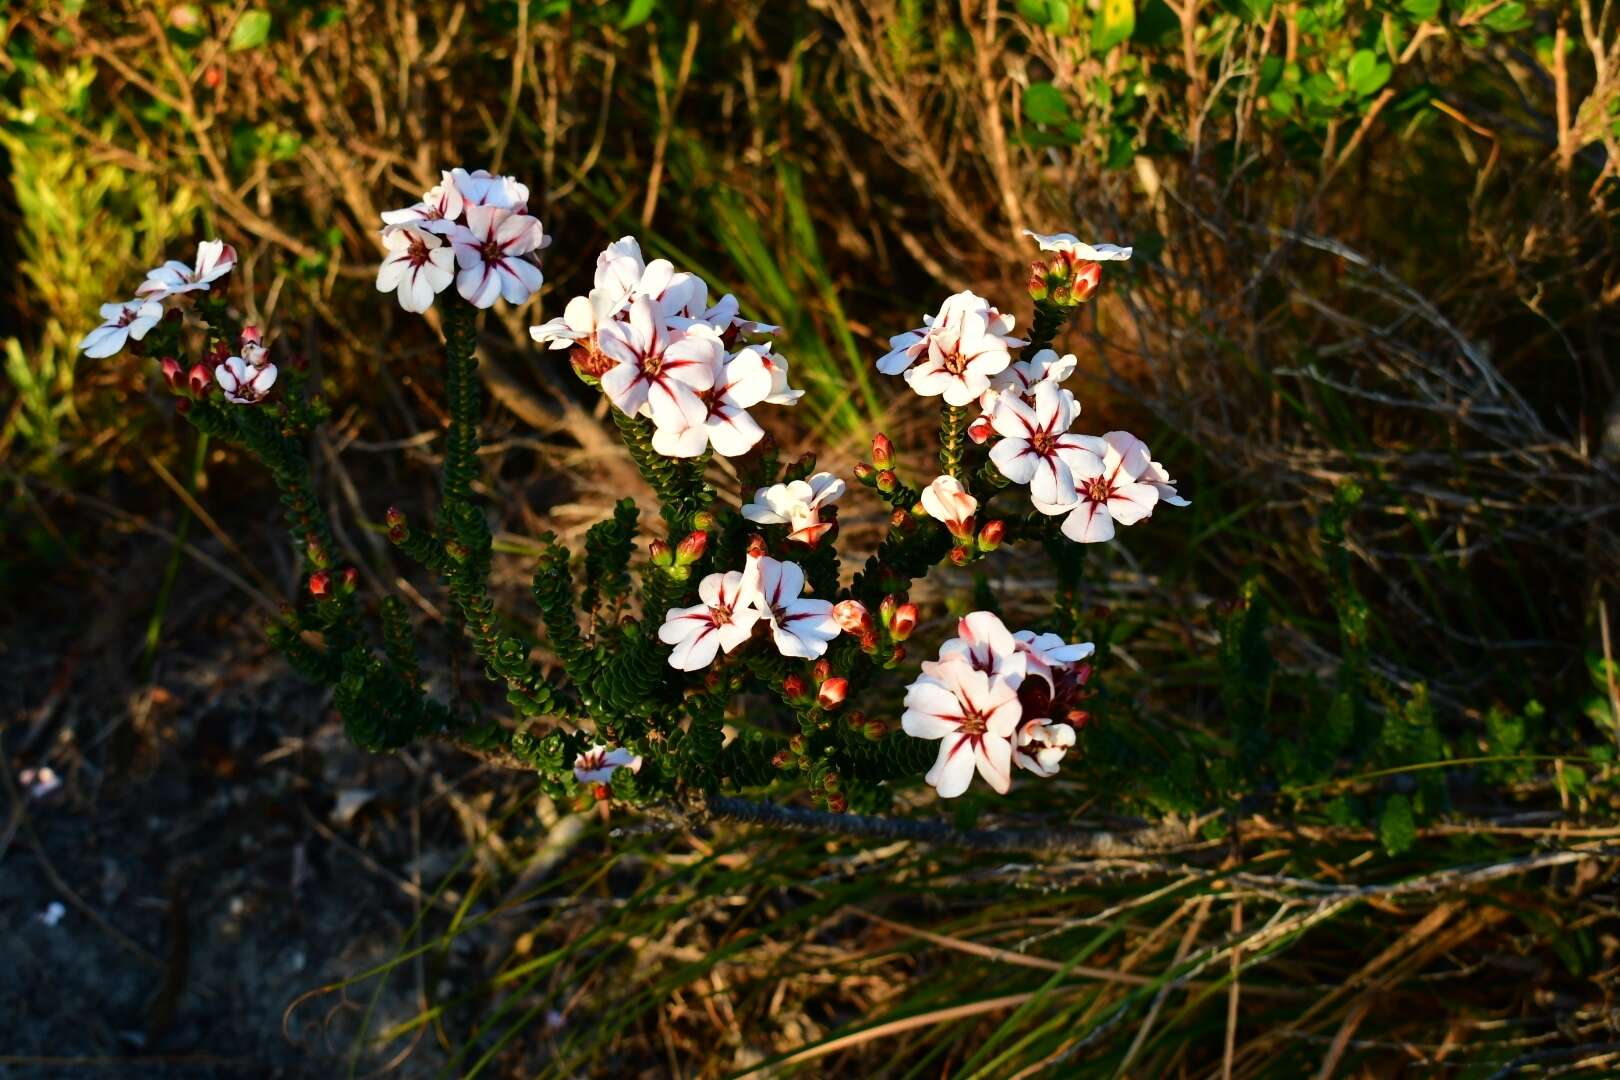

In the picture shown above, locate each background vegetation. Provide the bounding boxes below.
[3,0,1619,1075]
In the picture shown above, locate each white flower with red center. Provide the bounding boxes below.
[573,744,643,784]
[750,344,804,405]
[876,290,986,377]
[901,658,1023,797]
[136,239,237,300]
[449,205,546,308]
[988,381,1105,508]
[530,289,619,358]
[598,296,720,430]
[972,348,1077,444]
[1142,455,1191,508]
[904,303,1025,406]
[376,225,456,312]
[1012,630,1095,688]
[658,567,764,670]
[1023,230,1133,262]
[925,610,1029,686]
[380,173,465,235]
[919,474,978,539]
[742,472,847,546]
[1012,716,1076,777]
[214,355,278,404]
[748,555,839,659]
[1058,430,1162,543]
[78,300,164,358]
[650,346,774,458]
[699,293,781,341]
[450,167,530,211]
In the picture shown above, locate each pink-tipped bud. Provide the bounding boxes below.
[771,749,794,769]
[864,718,888,741]
[1067,709,1092,730]
[1072,261,1102,302]
[1074,662,1094,686]
[879,594,898,626]
[890,508,911,531]
[747,534,769,558]
[691,510,716,531]
[887,644,907,666]
[852,461,875,483]
[817,677,848,710]
[846,710,868,730]
[160,357,184,390]
[812,658,832,685]
[339,566,359,593]
[859,628,879,652]
[306,536,330,569]
[592,782,611,801]
[871,433,894,470]
[648,538,673,567]
[949,544,972,566]
[187,363,211,396]
[823,771,841,792]
[978,519,1006,551]
[385,506,406,529]
[832,600,871,635]
[890,602,918,641]
[967,414,995,444]
[387,522,407,544]
[875,469,897,495]
[240,325,263,348]
[308,571,332,598]
[789,734,807,755]
[782,673,808,701]
[827,793,848,814]
[675,530,708,565]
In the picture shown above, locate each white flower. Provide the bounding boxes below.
[876,290,986,377]
[529,290,618,356]
[135,239,237,300]
[449,205,546,308]
[903,300,1025,407]
[594,235,650,299]
[573,744,642,785]
[78,300,163,358]
[749,555,839,659]
[742,472,846,546]
[986,347,1077,405]
[650,346,774,459]
[450,167,530,211]
[658,568,763,670]
[376,225,456,312]
[1013,716,1076,777]
[1023,230,1133,261]
[214,355,278,404]
[901,658,1022,797]
[988,382,1103,508]
[1142,456,1191,508]
[752,344,804,405]
[380,173,465,235]
[919,474,978,537]
[927,610,1028,687]
[598,296,720,430]
[700,293,780,339]
[1012,630,1095,688]
[1058,430,1162,543]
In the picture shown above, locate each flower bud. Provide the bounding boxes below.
[592,783,611,801]
[822,771,841,793]
[648,539,673,567]
[747,534,768,558]
[1027,263,1051,302]
[886,644,907,666]
[160,357,184,390]
[967,414,995,444]
[817,677,848,710]
[385,506,406,529]
[789,734,807,755]
[949,544,972,566]
[852,461,875,484]
[879,594,899,627]
[832,600,871,635]
[306,536,330,569]
[240,325,263,348]
[978,519,1006,551]
[1074,662,1093,686]
[187,363,211,396]
[1066,709,1092,729]
[691,510,716,531]
[826,793,848,814]
[771,749,794,769]
[782,673,808,701]
[875,469,897,495]
[871,433,894,470]
[890,508,911,531]
[859,628,879,652]
[387,522,407,544]
[339,566,359,593]
[812,658,832,685]
[864,718,888,741]
[675,530,708,566]
[1071,261,1102,302]
[890,602,918,641]
[308,571,332,598]
[846,710,867,730]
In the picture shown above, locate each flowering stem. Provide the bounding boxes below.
[440,299,482,516]
[938,404,969,480]
[1024,298,1072,356]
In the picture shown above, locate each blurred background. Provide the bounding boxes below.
[2,0,1619,1076]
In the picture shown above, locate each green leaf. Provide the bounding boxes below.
[228,9,272,51]
[1378,794,1416,856]
[1023,81,1072,127]
[1402,0,1440,19]
[619,0,657,28]
[1017,0,1070,28]
[1093,0,1135,51]
[1347,49,1391,96]
[1481,0,1529,31]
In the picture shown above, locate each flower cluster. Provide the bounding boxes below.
[376,168,548,311]
[78,239,238,359]
[531,236,800,457]
[901,612,1094,797]
[658,550,840,669]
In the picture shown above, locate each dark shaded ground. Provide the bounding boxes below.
[1,607,474,1077]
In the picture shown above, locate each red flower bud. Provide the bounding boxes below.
[747,534,769,558]
[240,325,263,348]
[812,658,832,685]
[852,461,875,483]
[387,523,407,544]
[339,567,359,592]
[832,600,871,635]
[782,673,808,701]
[1072,261,1102,302]
[160,357,183,390]
[871,433,894,469]
[887,644,907,665]
[889,508,911,530]
[186,363,211,396]
[385,506,406,529]
[691,510,716,531]
[875,469,897,494]
[1067,709,1092,730]
[864,718,888,741]
[827,793,848,814]
[967,415,995,444]
[978,519,1006,551]
[592,783,611,801]
[822,771,841,792]
[789,734,807,755]
[1074,662,1094,686]
[879,594,900,626]
[817,677,848,709]
[771,749,794,769]
[308,571,332,598]
[890,602,918,641]
[648,538,673,566]
[948,544,972,566]
[675,529,708,565]
[203,65,221,89]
